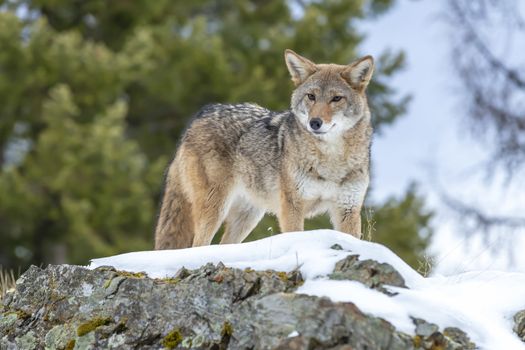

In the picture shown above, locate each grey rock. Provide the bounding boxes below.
[231,293,414,350]
[414,318,439,337]
[0,256,476,349]
[329,254,407,295]
[515,309,525,342]
[443,327,476,350]
[44,324,75,349]
[412,319,475,350]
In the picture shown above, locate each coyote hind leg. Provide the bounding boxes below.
[190,183,234,247]
[182,146,235,247]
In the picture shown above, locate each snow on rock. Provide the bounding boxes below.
[90,229,422,284]
[89,229,525,350]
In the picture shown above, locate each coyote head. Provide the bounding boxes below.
[285,49,374,137]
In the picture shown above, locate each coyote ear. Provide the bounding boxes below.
[284,49,317,86]
[342,55,374,90]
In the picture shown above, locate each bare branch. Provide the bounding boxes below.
[443,195,525,233]
[445,0,525,175]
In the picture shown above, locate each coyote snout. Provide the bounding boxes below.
[308,103,336,134]
[309,118,323,131]
[155,49,374,249]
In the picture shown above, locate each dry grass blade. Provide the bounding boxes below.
[417,255,435,278]
[0,266,17,303]
[364,207,375,242]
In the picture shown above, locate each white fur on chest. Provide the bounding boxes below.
[299,176,339,201]
[298,174,368,206]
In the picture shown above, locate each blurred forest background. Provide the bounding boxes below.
[0,0,434,272]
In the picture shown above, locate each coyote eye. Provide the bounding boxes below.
[307,93,316,101]
[331,96,343,102]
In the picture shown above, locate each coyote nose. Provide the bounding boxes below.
[309,118,323,131]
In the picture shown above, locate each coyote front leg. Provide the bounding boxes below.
[331,176,368,238]
[330,205,362,239]
[278,188,304,233]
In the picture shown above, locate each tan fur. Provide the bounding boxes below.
[155,50,374,249]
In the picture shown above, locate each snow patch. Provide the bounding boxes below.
[287,330,299,338]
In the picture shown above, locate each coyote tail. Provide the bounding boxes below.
[154,171,194,249]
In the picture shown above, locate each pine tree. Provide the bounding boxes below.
[0,84,164,265]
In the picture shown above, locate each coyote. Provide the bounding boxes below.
[155,50,374,249]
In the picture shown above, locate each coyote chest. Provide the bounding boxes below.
[295,153,367,210]
[299,175,340,201]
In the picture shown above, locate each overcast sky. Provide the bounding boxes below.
[360,0,525,275]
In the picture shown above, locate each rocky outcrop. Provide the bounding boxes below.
[1,254,475,350]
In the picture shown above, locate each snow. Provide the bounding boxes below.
[89,229,525,349]
[287,330,299,338]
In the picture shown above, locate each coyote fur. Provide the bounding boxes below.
[155,50,374,249]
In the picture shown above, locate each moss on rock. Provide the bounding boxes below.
[162,328,183,349]
[65,339,75,350]
[221,321,233,338]
[117,271,146,279]
[77,317,111,337]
